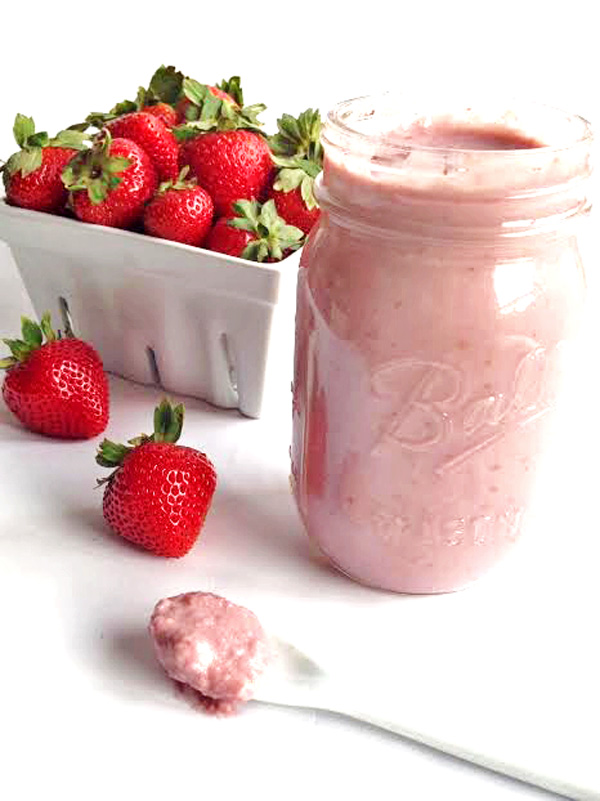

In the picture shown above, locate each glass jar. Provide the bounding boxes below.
[290,94,593,594]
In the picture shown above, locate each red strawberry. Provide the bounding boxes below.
[142,102,178,128]
[1,114,88,213]
[270,186,320,235]
[1,311,109,439]
[180,130,273,217]
[205,199,304,261]
[63,130,157,229]
[205,217,255,259]
[105,111,178,182]
[144,166,214,246]
[268,109,323,235]
[96,398,217,557]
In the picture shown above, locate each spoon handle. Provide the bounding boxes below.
[323,698,592,800]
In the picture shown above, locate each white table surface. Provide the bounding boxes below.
[1,233,599,801]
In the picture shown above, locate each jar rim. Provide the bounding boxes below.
[324,92,593,160]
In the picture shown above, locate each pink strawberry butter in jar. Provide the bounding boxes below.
[291,94,593,593]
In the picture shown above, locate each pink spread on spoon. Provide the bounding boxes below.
[149,591,271,715]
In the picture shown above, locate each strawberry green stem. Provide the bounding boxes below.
[95,398,185,480]
[1,312,61,370]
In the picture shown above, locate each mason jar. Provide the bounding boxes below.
[290,94,593,593]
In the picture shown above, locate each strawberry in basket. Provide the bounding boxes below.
[1,311,109,439]
[62,129,157,229]
[103,112,179,183]
[267,108,323,235]
[1,114,88,213]
[175,77,273,216]
[205,199,304,261]
[96,398,217,557]
[143,166,214,246]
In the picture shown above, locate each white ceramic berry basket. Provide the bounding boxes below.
[0,199,300,418]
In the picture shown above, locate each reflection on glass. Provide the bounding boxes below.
[494,259,537,314]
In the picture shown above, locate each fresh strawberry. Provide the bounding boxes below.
[268,109,323,235]
[270,185,320,236]
[143,166,214,246]
[63,130,157,229]
[1,311,109,439]
[105,112,179,182]
[142,102,178,128]
[205,199,303,261]
[173,76,270,216]
[179,130,273,217]
[96,398,217,558]
[205,217,255,259]
[1,114,88,213]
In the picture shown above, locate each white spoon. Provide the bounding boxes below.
[252,637,589,801]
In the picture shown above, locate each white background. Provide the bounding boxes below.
[1,3,599,800]
[1,0,599,154]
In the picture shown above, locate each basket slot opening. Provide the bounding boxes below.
[57,296,75,337]
[146,346,162,387]
[220,333,238,397]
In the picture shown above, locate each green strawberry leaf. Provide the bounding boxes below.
[153,398,185,443]
[231,199,261,230]
[67,121,92,132]
[0,357,17,370]
[28,131,49,148]
[183,77,208,107]
[104,156,131,174]
[134,86,148,108]
[21,317,43,348]
[13,114,35,148]
[217,76,244,106]
[279,224,304,242]
[300,174,317,210]
[231,199,305,262]
[15,148,43,177]
[39,312,56,342]
[88,179,109,204]
[50,129,89,150]
[96,439,133,468]
[1,313,59,367]
[111,98,138,117]
[148,65,184,104]
[259,199,279,229]
[269,108,323,162]
[274,167,305,193]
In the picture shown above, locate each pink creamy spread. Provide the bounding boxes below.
[149,592,270,715]
[291,98,591,593]
[394,119,543,150]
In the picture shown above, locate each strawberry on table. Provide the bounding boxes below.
[96,398,217,558]
[1,311,109,439]
[205,199,304,261]
[1,114,88,213]
[268,108,323,235]
[62,130,157,229]
[143,166,214,246]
